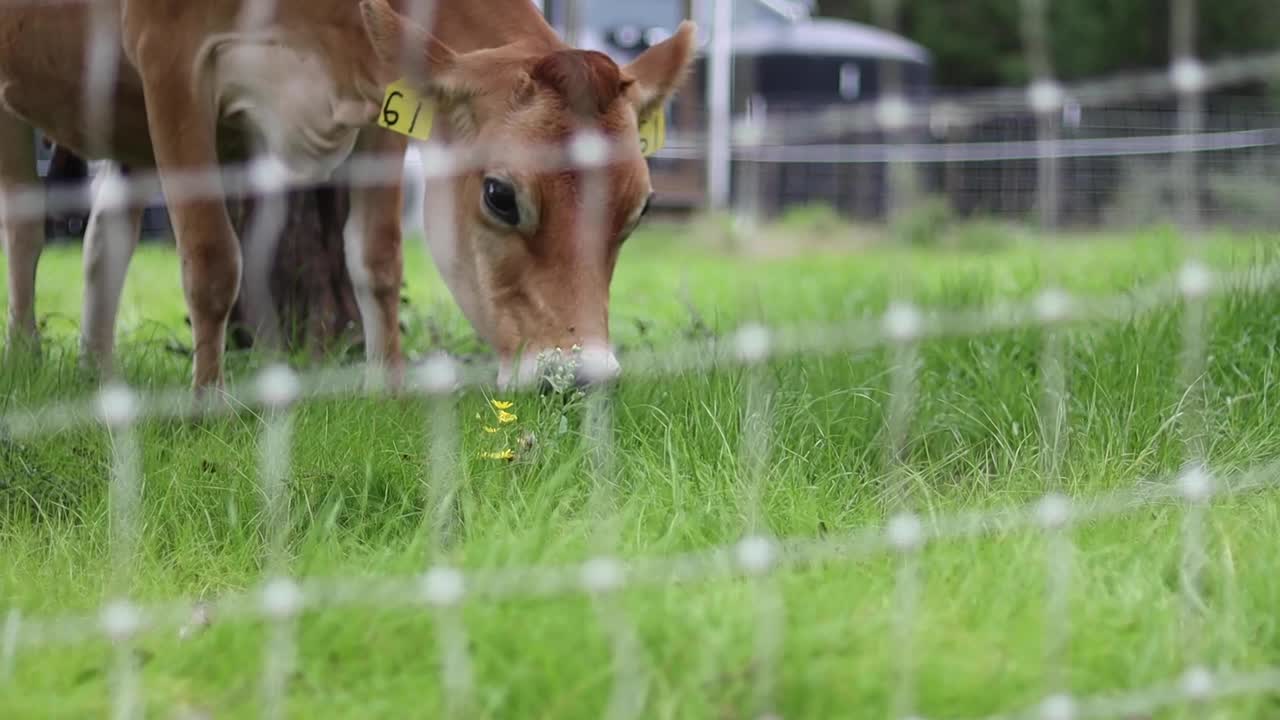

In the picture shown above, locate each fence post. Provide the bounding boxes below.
[706,0,734,211]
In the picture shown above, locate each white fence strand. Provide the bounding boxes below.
[5,256,1280,442]
[46,447,1280,650]
[6,454,1280,710]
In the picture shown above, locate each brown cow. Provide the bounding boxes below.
[0,0,696,391]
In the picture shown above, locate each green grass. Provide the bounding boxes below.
[3,221,1280,719]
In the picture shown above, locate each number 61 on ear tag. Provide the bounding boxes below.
[638,110,666,157]
[378,78,435,142]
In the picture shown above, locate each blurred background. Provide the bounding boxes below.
[539,0,1280,230]
[34,0,1280,243]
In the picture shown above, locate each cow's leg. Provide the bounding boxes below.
[0,110,45,356]
[343,129,407,386]
[133,40,240,391]
[80,162,144,377]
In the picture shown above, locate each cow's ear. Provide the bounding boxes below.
[622,21,697,120]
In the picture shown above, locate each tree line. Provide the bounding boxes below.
[816,0,1280,91]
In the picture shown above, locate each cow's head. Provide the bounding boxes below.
[360,0,696,388]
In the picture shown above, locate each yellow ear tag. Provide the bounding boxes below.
[378,78,435,142]
[638,110,666,157]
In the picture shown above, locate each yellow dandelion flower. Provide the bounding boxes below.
[497,409,518,424]
[490,399,515,410]
[481,448,515,461]
[483,426,499,434]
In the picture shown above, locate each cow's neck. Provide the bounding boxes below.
[401,0,561,53]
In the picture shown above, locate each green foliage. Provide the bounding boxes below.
[773,201,846,234]
[1103,155,1280,231]
[816,0,1280,88]
[944,218,1026,253]
[1206,155,1280,230]
[893,194,955,247]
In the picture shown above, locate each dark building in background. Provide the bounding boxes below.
[34,135,171,242]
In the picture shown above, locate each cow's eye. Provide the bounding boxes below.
[483,176,520,226]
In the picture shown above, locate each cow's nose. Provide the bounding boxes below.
[574,345,621,388]
[497,354,541,391]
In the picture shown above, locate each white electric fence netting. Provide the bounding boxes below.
[1,0,1279,718]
